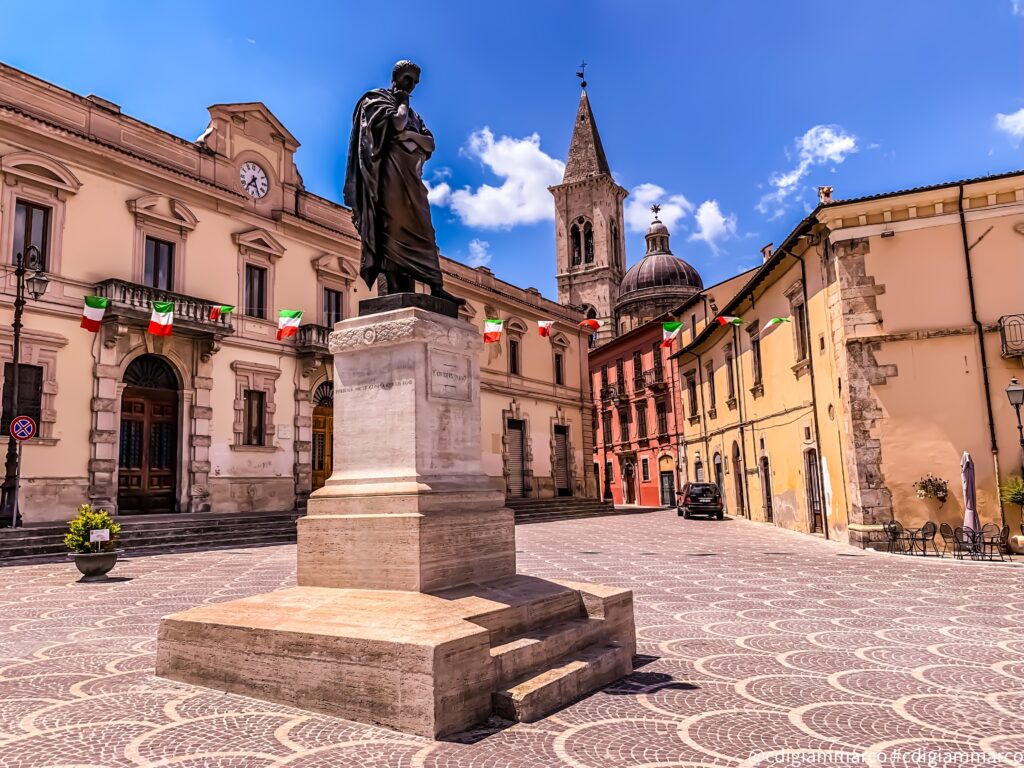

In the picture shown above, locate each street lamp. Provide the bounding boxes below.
[1007,377,1024,477]
[0,245,49,528]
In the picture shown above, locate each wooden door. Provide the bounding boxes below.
[659,471,676,507]
[553,425,571,497]
[506,419,526,498]
[118,386,177,514]
[761,456,774,523]
[312,405,334,490]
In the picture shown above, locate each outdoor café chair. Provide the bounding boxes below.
[939,523,955,557]
[982,526,1010,562]
[908,521,938,556]
[884,520,909,554]
[952,526,977,560]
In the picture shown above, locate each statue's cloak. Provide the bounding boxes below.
[343,88,441,290]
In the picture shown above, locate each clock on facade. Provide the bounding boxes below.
[239,161,269,199]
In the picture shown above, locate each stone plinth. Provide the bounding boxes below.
[157,307,636,739]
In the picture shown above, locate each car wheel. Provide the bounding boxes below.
[716,512,724,520]
[677,509,684,516]
[683,509,691,519]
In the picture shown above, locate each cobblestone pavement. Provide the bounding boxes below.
[2,510,1024,767]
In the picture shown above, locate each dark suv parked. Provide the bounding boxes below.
[678,482,724,519]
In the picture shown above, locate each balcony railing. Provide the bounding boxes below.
[633,375,646,392]
[600,384,629,403]
[642,367,667,390]
[999,314,1024,357]
[295,324,331,353]
[94,278,233,333]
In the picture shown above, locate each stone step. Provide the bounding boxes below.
[492,642,632,723]
[491,617,606,687]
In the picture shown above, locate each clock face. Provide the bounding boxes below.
[239,161,269,199]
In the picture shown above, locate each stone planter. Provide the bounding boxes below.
[69,550,124,582]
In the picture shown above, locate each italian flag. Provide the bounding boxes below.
[537,320,554,337]
[579,318,602,332]
[148,301,174,336]
[660,321,683,348]
[210,305,234,321]
[483,318,503,344]
[715,316,744,326]
[277,309,303,340]
[80,296,109,332]
[761,316,791,333]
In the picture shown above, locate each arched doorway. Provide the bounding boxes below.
[658,455,676,507]
[622,462,636,504]
[732,442,746,517]
[311,381,334,491]
[118,355,179,514]
[713,453,724,498]
[760,455,774,523]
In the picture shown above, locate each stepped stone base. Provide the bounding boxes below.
[156,575,635,738]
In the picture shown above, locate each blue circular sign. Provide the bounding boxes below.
[11,415,36,442]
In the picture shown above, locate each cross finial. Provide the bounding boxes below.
[651,203,661,217]
[575,60,588,89]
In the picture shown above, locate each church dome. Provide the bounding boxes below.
[618,251,703,296]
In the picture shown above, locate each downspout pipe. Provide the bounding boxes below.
[958,184,1005,528]
[732,324,753,517]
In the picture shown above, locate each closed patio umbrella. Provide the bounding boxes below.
[960,452,980,534]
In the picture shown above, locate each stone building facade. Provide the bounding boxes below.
[0,62,595,525]
[671,173,1024,548]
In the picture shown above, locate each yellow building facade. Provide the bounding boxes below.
[672,175,1024,548]
[0,63,595,525]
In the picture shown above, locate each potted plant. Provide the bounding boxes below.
[65,504,123,582]
[913,474,949,505]
[1001,477,1024,554]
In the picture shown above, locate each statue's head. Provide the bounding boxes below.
[391,59,421,94]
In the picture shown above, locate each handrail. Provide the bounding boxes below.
[94,278,233,331]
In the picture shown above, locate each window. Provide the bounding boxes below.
[12,200,50,269]
[242,390,266,446]
[706,362,716,412]
[794,301,809,362]
[610,218,620,266]
[143,237,175,291]
[618,409,630,443]
[602,410,613,444]
[570,223,582,266]
[509,338,521,376]
[694,459,705,482]
[616,358,625,386]
[583,221,594,263]
[685,372,698,415]
[245,264,268,319]
[641,457,650,482]
[1,363,42,436]
[656,400,669,435]
[749,327,764,393]
[600,364,609,388]
[636,401,648,438]
[592,411,598,445]
[652,344,663,380]
[323,287,344,327]
[554,352,564,385]
[690,314,697,338]
[632,351,643,389]
[725,345,736,402]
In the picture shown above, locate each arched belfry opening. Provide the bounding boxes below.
[118,354,180,514]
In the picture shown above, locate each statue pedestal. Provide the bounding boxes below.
[156,308,636,738]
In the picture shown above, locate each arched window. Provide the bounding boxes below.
[313,381,334,408]
[610,218,620,267]
[570,224,582,266]
[583,221,594,263]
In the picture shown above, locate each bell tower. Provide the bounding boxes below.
[550,81,627,345]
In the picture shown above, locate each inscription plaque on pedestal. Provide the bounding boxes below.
[429,350,471,401]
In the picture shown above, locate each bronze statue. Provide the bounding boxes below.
[344,60,464,305]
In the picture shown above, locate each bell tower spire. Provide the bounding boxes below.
[550,78,627,345]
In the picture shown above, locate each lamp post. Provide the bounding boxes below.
[1007,377,1024,478]
[0,246,50,528]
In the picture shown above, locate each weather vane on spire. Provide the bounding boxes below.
[651,203,662,217]
[575,60,588,89]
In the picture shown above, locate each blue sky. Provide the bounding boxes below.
[2,1,1021,298]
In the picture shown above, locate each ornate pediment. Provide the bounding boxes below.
[233,228,286,260]
[310,252,358,283]
[1,151,82,197]
[126,194,198,233]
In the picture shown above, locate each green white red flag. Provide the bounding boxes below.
[538,320,554,337]
[715,316,743,326]
[660,321,683,348]
[579,318,602,332]
[761,316,791,333]
[80,296,109,332]
[484,318,503,344]
[148,301,174,336]
[277,310,303,340]
[210,305,234,321]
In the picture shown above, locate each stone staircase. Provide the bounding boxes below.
[437,575,635,723]
[506,496,635,524]
[0,511,300,565]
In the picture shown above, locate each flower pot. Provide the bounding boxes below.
[68,550,123,582]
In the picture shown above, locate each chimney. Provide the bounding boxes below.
[817,186,833,204]
[761,243,773,262]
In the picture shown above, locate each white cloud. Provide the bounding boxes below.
[425,179,451,206]
[757,124,858,218]
[623,183,694,233]
[995,107,1024,146]
[688,200,737,254]
[1013,0,1024,15]
[442,128,564,228]
[466,238,492,268]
